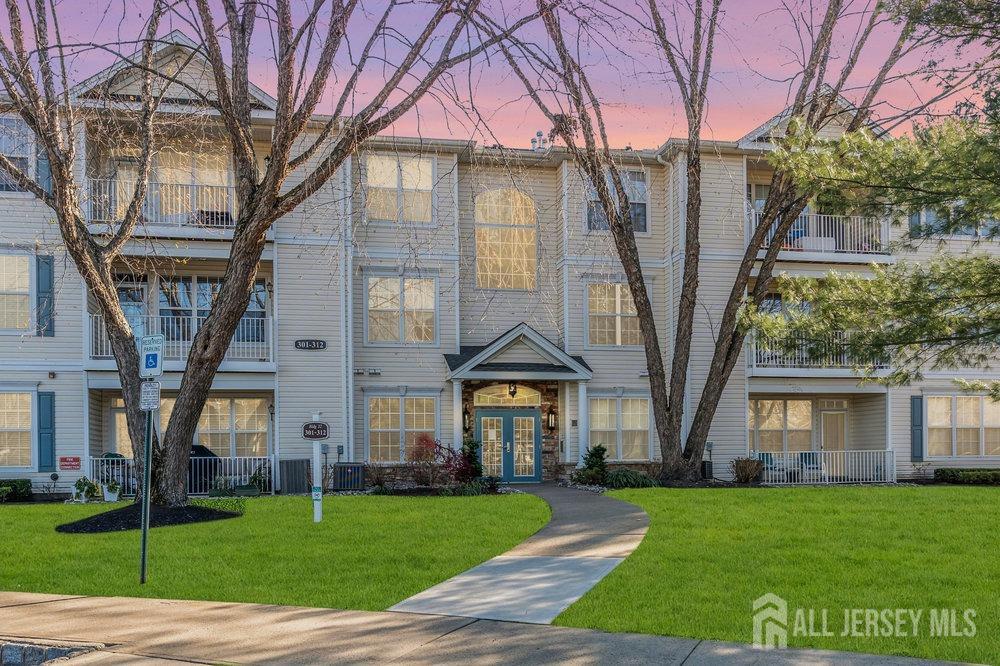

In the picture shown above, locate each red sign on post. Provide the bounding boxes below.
[59,456,81,471]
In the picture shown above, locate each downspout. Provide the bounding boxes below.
[344,157,355,461]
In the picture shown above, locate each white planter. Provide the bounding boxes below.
[102,486,120,502]
[78,491,89,503]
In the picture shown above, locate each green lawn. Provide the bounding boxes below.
[0,494,548,611]
[557,486,999,664]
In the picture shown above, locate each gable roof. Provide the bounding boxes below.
[445,323,592,380]
[69,29,278,111]
[737,84,888,149]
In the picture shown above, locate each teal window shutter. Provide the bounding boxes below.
[36,255,54,337]
[38,392,55,472]
[35,145,52,194]
[910,395,924,462]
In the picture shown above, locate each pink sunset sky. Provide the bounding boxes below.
[26,1,966,149]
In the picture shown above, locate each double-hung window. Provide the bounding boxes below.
[364,154,433,224]
[0,118,32,192]
[0,254,31,332]
[589,396,650,460]
[195,397,270,457]
[927,395,1000,457]
[748,399,813,453]
[367,395,437,462]
[587,282,641,346]
[586,169,647,232]
[0,392,31,467]
[366,276,436,344]
[475,188,537,290]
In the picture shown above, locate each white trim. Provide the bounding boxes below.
[581,166,652,236]
[446,323,592,381]
[923,393,1000,460]
[360,152,437,227]
[582,279,645,350]
[363,390,441,463]
[586,390,653,461]
[0,387,37,471]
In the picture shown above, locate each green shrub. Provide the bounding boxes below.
[0,479,31,502]
[572,444,608,485]
[191,497,247,515]
[605,468,658,489]
[0,487,10,503]
[934,468,1000,485]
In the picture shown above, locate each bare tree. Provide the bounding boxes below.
[0,0,540,504]
[492,0,956,479]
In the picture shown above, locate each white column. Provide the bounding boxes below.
[452,380,463,449]
[577,381,588,467]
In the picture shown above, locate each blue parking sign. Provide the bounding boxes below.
[145,353,158,369]
[139,334,164,378]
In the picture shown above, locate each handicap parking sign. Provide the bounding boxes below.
[139,335,164,378]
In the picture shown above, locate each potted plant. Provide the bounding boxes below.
[74,476,98,503]
[102,478,121,502]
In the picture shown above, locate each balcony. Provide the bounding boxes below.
[749,210,890,258]
[751,450,895,484]
[85,178,238,230]
[749,331,886,375]
[89,314,272,364]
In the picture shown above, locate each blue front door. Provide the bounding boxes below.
[475,409,542,482]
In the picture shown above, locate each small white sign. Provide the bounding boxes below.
[139,381,160,411]
[139,334,165,378]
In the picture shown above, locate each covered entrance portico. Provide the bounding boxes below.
[445,324,592,482]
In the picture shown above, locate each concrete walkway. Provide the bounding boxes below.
[0,592,950,665]
[389,483,649,623]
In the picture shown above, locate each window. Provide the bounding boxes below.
[587,170,647,232]
[748,399,813,453]
[364,154,433,224]
[927,395,1000,457]
[909,208,994,239]
[0,392,31,467]
[158,276,194,342]
[588,283,640,346]
[473,384,541,407]
[0,117,32,192]
[589,396,650,460]
[475,188,537,290]
[367,395,437,462]
[366,276,436,344]
[197,278,268,343]
[747,183,770,213]
[195,397,270,457]
[0,254,30,332]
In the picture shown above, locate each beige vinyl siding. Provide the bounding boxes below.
[849,393,887,451]
[274,243,345,459]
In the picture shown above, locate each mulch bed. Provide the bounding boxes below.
[56,502,240,534]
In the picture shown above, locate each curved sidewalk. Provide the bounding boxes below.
[389,483,649,624]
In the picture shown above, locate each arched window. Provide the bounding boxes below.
[473,384,542,407]
[475,188,537,290]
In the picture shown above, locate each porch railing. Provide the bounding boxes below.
[749,210,889,255]
[86,178,238,229]
[89,314,272,362]
[89,456,274,496]
[750,331,888,371]
[751,450,896,484]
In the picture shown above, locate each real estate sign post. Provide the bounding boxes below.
[138,335,164,584]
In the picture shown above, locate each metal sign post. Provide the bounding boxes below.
[303,414,329,523]
[138,335,163,584]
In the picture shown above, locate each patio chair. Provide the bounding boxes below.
[798,451,824,483]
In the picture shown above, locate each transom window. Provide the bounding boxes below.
[0,254,30,331]
[475,188,537,290]
[0,392,31,467]
[927,395,1000,457]
[367,395,437,462]
[366,276,436,344]
[589,396,650,460]
[586,169,647,232]
[748,399,812,453]
[473,384,542,407]
[588,283,640,346]
[0,117,32,192]
[364,154,433,224]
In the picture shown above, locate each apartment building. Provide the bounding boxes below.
[1,33,995,494]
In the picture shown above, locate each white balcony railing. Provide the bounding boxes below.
[89,314,272,363]
[751,450,896,484]
[750,331,887,371]
[86,178,238,228]
[749,210,889,255]
[89,456,273,496]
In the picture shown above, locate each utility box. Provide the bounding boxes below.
[700,460,714,480]
[331,463,365,491]
[279,459,310,494]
